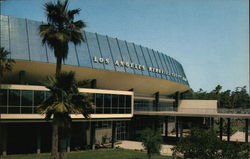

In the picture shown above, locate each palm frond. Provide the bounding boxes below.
[0,47,15,77]
[67,9,80,20]
[39,71,93,123]
[40,0,86,62]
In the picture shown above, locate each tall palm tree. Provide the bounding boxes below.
[39,0,86,76]
[38,71,93,159]
[0,47,15,84]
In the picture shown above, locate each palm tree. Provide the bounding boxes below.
[38,71,93,159]
[39,0,86,76]
[0,47,15,84]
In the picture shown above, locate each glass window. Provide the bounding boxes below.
[0,106,7,113]
[8,107,20,114]
[104,94,111,114]
[125,95,132,113]
[95,94,103,114]
[34,91,45,106]
[119,95,125,114]
[0,89,7,106]
[125,96,131,108]
[112,95,118,114]
[21,107,33,114]
[9,90,20,106]
[21,90,33,106]
[45,91,52,100]
[89,93,95,114]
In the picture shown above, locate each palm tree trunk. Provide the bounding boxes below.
[56,58,62,76]
[0,71,3,85]
[59,128,67,159]
[51,123,59,159]
[147,150,151,159]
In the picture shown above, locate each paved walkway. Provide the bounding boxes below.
[116,140,173,156]
[222,131,250,142]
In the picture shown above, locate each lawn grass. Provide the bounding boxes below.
[1,149,172,159]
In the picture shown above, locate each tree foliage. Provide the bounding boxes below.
[0,47,15,84]
[38,71,93,159]
[140,128,162,159]
[39,0,86,75]
[172,128,250,159]
[182,85,250,109]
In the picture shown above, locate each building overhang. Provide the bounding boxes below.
[3,60,190,95]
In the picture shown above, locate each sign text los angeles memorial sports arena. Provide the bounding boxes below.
[93,56,187,82]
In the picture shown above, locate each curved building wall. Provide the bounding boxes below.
[0,15,189,86]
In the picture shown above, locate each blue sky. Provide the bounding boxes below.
[1,0,249,92]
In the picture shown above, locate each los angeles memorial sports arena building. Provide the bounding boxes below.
[0,15,249,155]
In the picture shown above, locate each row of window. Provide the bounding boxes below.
[116,121,129,140]
[94,121,129,140]
[93,93,131,114]
[0,89,132,114]
[134,99,175,111]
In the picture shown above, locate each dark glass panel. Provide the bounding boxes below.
[126,108,131,114]
[45,91,52,100]
[21,90,33,106]
[21,107,33,114]
[95,94,103,114]
[96,94,103,108]
[96,108,103,114]
[104,94,111,107]
[97,121,102,128]
[104,94,111,114]
[119,95,125,107]
[118,95,125,114]
[9,90,20,106]
[125,96,131,108]
[112,94,118,114]
[8,107,20,114]
[0,107,7,113]
[91,93,96,114]
[0,89,7,106]
[34,91,45,106]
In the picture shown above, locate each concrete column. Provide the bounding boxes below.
[211,117,214,131]
[67,135,71,152]
[176,117,179,139]
[174,92,180,111]
[165,116,168,137]
[90,122,96,150]
[180,118,183,138]
[2,125,7,156]
[227,118,230,142]
[37,127,41,154]
[19,70,26,84]
[154,92,159,111]
[219,118,223,140]
[111,121,117,148]
[245,119,249,143]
